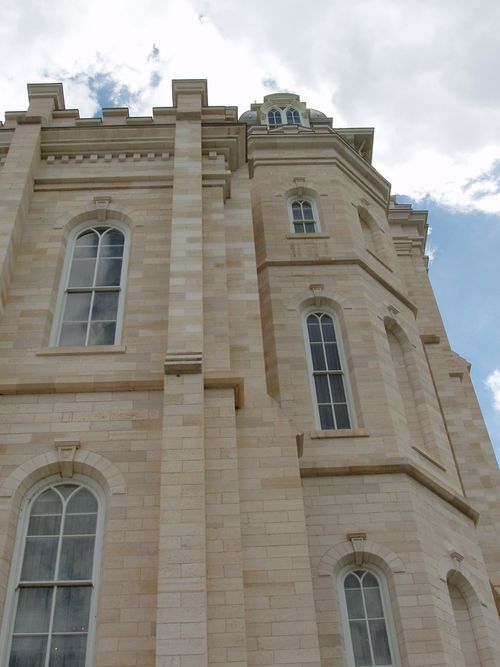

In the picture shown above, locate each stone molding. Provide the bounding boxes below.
[300,459,479,523]
[0,448,126,501]
[164,351,203,375]
[204,370,244,409]
[261,257,418,314]
[318,538,405,576]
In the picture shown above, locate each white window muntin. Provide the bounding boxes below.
[302,307,355,430]
[288,196,320,234]
[0,475,105,667]
[338,565,400,667]
[50,220,130,347]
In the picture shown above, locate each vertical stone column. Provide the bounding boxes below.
[0,84,63,312]
[157,80,208,666]
[203,185,248,666]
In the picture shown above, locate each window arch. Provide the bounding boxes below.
[52,222,129,346]
[3,479,104,667]
[340,567,398,667]
[304,310,352,429]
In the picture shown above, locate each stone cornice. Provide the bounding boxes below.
[257,257,417,314]
[248,132,390,206]
[300,460,479,523]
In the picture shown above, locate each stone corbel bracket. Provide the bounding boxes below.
[94,195,111,222]
[347,531,367,565]
[309,283,324,307]
[55,439,81,478]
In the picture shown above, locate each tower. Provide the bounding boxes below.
[0,80,498,667]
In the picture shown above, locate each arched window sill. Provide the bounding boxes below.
[310,428,369,439]
[36,344,127,356]
[286,233,329,240]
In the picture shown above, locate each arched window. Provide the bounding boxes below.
[286,107,301,124]
[267,108,282,127]
[341,568,397,667]
[4,480,103,667]
[290,199,318,233]
[53,223,129,346]
[305,311,352,429]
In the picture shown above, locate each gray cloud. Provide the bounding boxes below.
[193,0,500,153]
[262,77,278,91]
[148,44,160,62]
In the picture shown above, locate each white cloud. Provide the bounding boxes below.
[486,370,500,411]
[2,0,500,213]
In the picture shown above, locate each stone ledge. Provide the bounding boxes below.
[299,459,479,523]
[204,370,244,409]
[36,344,127,356]
[0,376,163,395]
[309,428,369,439]
[286,233,330,240]
[256,257,418,314]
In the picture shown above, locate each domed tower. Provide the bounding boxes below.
[240,90,500,667]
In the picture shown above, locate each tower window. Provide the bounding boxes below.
[341,568,397,667]
[267,106,303,127]
[267,109,282,127]
[53,223,129,347]
[305,311,351,429]
[290,199,318,233]
[286,107,301,124]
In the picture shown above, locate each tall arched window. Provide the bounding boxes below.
[305,311,352,429]
[4,480,103,667]
[286,107,301,124]
[290,199,318,233]
[341,568,397,667]
[267,108,282,127]
[53,223,129,346]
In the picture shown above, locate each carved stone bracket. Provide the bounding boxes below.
[293,176,306,196]
[296,432,304,459]
[94,195,111,221]
[450,550,464,571]
[55,439,81,478]
[347,532,367,565]
[309,283,324,306]
[386,304,400,317]
[164,351,203,375]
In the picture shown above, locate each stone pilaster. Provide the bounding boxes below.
[157,80,208,666]
[0,83,63,313]
[203,185,248,665]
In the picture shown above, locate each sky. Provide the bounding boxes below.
[1,0,499,457]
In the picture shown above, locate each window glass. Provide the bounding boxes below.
[306,312,351,429]
[291,200,317,233]
[343,569,394,667]
[58,225,126,346]
[8,483,100,667]
[267,108,282,127]
[286,107,301,124]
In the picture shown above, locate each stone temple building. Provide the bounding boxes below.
[0,79,499,667]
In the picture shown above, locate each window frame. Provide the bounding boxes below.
[338,564,400,667]
[287,196,321,234]
[50,220,130,348]
[302,307,356,430]
[0,475,105,667]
